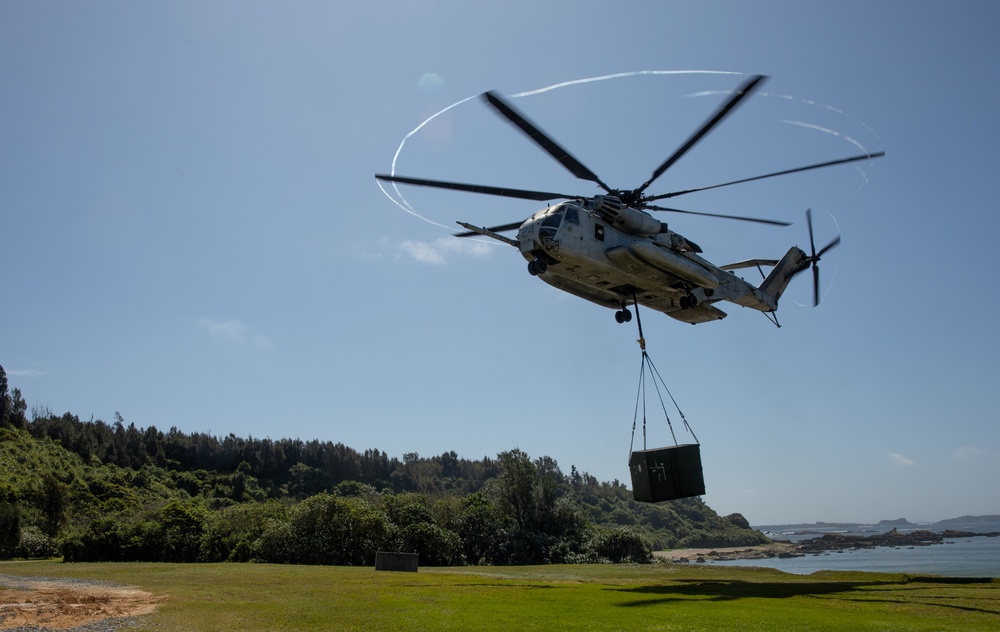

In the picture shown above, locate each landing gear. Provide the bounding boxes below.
[679,294,699,310]
[527,259,547,276]
[615,307,633,324]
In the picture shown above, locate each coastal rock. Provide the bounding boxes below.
[797,529,944,553]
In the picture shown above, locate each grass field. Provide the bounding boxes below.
[2,560,998,631]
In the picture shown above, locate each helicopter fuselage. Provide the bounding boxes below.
[514,200,807,324]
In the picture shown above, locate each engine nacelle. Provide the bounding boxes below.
[592,195,664,236]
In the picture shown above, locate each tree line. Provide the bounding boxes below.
[0,364,768,566]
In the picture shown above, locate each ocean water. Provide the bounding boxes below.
[709,521,1000,578]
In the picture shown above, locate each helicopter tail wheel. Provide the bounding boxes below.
[805,208,841,307]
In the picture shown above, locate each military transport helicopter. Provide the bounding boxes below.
[376,75,883,326]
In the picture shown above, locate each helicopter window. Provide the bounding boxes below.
[564,207,579,225]
[541,213,562,228]
[595,224,605,241]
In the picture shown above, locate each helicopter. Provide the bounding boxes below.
[376,75,884,326]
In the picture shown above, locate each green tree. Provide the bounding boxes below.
[458,493,513,565]
[0,499,20,558]
[288,462,328,498]
[725,512,752,529]
[381,493,463,566]
[41,473,69,537]
[488,450,589,564]
[382,493,433,528]
[0,366,25,429]
[0,364,10,428]
[200,501,287,562]
[62,517,123,562]
[161,499,206,562]
[395,522,463,566]
[263,494,389,566]
[491,449,538,531]
[334,480,377,498]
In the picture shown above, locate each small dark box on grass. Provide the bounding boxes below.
[375,551,419,572]
[629,444,705,502]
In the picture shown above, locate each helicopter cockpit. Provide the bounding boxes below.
[538,208,562,240]
[535,204,580,242]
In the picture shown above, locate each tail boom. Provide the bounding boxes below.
[757,246,810,309]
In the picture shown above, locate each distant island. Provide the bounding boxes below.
[756,515,1000,532]
[936,515,1000,525]
[878,518,914,527]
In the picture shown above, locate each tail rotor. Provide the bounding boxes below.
[805,208,841,307]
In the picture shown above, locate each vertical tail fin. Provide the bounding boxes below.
[759,247,810,306]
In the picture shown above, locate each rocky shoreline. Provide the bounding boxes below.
[795,528,999,555]
[657,529,1000,564]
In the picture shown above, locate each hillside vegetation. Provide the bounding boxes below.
[0,364,767,565]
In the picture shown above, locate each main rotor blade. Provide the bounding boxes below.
[645,204,792,226]
[483,91,611,192]
[646,152,886,201]
[638,74,767,194]
[454,221,524,238]
[375,173,573,202]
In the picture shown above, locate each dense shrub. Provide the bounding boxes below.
[161,499,206,562]
[679,527,769,548]
[252,519,295,564]
[256,494,390,566]
[62,518,124,562]
[15,525,58,558]
[393,522,464,566]
[589,526,653,563]
[200,501,287,562]
[0,500,20,557]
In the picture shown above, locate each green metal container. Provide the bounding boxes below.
[629,444,705,502]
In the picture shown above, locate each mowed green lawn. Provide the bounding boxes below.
[2,561,998,631]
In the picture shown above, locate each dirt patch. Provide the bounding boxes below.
[0,576,163,630]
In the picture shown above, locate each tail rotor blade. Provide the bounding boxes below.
[802,209,840,307]
[817,234,841,259]
[813,264,821,307]
[806,208,817,258]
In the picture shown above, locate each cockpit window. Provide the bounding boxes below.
[564,207,579,225]
[541,213,562,228]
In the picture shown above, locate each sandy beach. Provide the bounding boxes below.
[654,542,796,563]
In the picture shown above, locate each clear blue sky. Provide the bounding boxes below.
[2,0,997,525]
